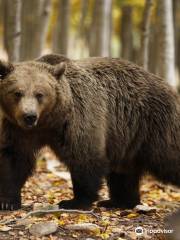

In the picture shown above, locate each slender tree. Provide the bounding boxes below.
[140,0,154,70]
[148,24,158,74]
[173,0,180,81]
[76,0,89,57]
[53,0,70,55]
[3,0,21,62]
[89,0,112,57]
[120,5,133,60]
[20,0,51,61]
[38,0,52,56]
[78,0,89,39]
[156,0,176,88]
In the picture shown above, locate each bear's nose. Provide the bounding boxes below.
[23,113,37,126]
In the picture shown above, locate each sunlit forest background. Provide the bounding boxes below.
[0,0,179,89]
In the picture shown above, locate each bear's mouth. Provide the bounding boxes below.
[25,122,37,129]
[18,121,38,130]
[17,118,38,130]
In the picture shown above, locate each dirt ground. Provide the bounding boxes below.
[0,153,179,240]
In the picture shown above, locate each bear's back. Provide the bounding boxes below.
[65,57,180,169]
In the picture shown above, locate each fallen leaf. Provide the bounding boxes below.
[0,225,11,232]
[127,213,139,219]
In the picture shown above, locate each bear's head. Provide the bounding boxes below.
[0,56,67,130]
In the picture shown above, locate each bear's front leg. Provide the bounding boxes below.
[0,155,21,210]
[0,147,35,211]
[58,166,104,210]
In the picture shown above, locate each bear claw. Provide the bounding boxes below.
[0,197,21,211]
[1,202,9,210]
[0,202,21,211]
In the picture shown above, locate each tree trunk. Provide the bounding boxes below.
[20,0,51,61]
[120,6,133,60]
[140,0,154,70]
[3,0,21,62]
[148,24,158,74]
[78,0,89,39]
[53,0,70,55]
[156,0,176,88]
[173,0,180,82]
[38,0,52,55]
[77,0,89,57]
[89,0,112,57]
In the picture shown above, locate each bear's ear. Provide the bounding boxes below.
[53,62,66,79]
[0,61,14,80]
[36,54,69,66]
[36,54,67,80]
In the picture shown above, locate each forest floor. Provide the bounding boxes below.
[0,152,179,240]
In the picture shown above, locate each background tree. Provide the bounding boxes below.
[76,0,89,57]
[77,0,89,40]
[3,0,21,62]
[20,0,51,61]
[90,0,112,57]
[156,0,176,88]
[140,0,154,70]
[53,0,70,55]
[120,4,133,60]
[173,0,180,82]
[148,21,158,74]
[0,0,179,88]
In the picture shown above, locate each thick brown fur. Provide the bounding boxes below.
[0,54,179,210]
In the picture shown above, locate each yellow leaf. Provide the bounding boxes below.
[100,233,110,239]
[127,213,139,218]
[77,214,88,223]
[101,220,110,226]
[58,220,65,225]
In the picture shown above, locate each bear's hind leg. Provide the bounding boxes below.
[97,172,141,209]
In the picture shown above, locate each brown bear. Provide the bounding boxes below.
[0,54,179,211]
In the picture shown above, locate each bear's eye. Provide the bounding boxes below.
[35,93,44,101]
[14,91,23,99]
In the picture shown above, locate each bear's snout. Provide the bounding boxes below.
[23,113,37,128]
